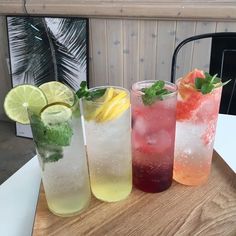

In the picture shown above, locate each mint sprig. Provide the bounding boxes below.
[195,73,231,94]
[76,81,106,101]
[141,80,172,105]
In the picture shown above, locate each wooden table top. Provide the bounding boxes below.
[33,151,236,236]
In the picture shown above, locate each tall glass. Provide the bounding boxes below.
[131,81,177,193]
[82,86,132,202]
[28,105,91,217]
[174,80,222,186]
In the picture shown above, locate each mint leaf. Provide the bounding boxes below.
[36,142,63,167]
[195,77,204,89]
[76,81,106,101]
[194,72,231,95]
[215,79,231,88]
[88,89,106,101]
[141,80,172,105]
[31,114,73,147]
[201,83,214,94]
[76,81,90,98]
[31,114,73,165]
[80,81,87,88]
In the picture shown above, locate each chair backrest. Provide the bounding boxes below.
[171,32,236,115]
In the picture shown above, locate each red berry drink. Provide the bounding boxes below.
[173,69,223,186]
[131,81,177,193]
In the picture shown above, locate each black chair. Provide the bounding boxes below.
[171,32,236,115]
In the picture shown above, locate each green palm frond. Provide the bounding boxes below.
[8,16,87,90]
[54,18,87,67]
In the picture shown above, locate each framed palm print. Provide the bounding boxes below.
[7,16,89,138]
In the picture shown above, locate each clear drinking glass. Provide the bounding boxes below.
[174,79,222,186]
[131,81,177,193]
[28,105,91,217]
[82,86,132,202]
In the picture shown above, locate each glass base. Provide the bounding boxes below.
[173,175,209,186]
[47,200,90,217]
[134,181,172,193]
[92,188,132,202]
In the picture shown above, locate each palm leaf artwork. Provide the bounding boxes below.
[7,16,87,90]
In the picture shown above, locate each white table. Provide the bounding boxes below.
[0,114,235,236]
[0,157,41,236]
[214,114,236,172]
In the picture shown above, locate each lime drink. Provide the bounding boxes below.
[4,82,91,217]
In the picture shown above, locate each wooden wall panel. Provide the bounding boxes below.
[191,21,217,72]
[216,22,236,32]
[15,1,236,20]
[123,19,139,89]
[156,21,176,81]
[88,19,236,89]
[174,21,196,80]
[139,20,158,82]
[89,19,108,87]
[106,19,123,86]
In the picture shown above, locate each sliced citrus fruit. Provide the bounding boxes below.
[177,69,206,121]
[40,103,72,125]
[178,68,205,100]
[102,101,130,122]
[39,81,75,107]
[96,87,114,103]
[98,91,128,121]
[94,89,130,123]
[4,84,47,124]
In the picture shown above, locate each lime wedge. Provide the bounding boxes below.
[40,103,72,125]
[39,81,75,107]
[4,84,47,124]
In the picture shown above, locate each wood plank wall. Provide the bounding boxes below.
[89,19,236,89]
[1,16,236,119]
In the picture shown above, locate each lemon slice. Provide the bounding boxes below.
[96,87,114,103]
[39,81,75,106]
[4,85,47,124]
[93,89,130,123]
[40,103,72,125]
[86,88,114,120]
[98,91,127,120]
[103,101,130,122]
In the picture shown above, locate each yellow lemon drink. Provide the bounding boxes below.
[82,86,132,202]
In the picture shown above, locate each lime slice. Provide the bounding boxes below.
[4,84,47,124]
[39,81,75,106]
[40,103,72,125]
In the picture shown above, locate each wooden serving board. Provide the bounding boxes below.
[33,151,236,236]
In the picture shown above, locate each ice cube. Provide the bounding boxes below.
[146,129,172,153]
[133,116,148,135]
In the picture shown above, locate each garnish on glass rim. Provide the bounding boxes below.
[195,72,231,94]
[141,80,172,106]
[76,81,106,101]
